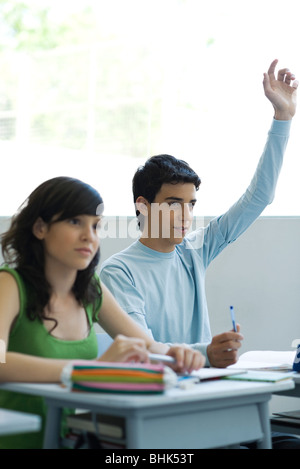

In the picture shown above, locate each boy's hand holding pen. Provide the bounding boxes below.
[149,307,242,371]
[206,306,243,368]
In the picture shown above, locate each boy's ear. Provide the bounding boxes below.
[135,197,149,216]
[32,217,47,240]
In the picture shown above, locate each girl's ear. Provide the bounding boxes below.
[32,217,47,240]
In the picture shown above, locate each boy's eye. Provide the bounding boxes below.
[168,202,181,209]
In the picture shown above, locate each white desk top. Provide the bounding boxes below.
[0,408,41,436]
[0,378,294,410]
[1,379,293,449]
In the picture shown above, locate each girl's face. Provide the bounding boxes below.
[33,214,101,272]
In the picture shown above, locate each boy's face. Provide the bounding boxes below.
[139,182,197,250]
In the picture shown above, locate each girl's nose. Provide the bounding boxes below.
[81,224,94,240]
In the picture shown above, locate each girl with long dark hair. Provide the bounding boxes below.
[0,176,204,448]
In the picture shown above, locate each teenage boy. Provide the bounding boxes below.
[100,60,298,368]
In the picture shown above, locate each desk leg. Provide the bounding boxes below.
[257,401,272,449]
[125,415,143,449]
[43,405,62,449]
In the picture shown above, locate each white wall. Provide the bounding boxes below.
[206,216,300,352]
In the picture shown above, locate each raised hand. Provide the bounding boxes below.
[263,59,298,120]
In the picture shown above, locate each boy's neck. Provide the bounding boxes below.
[139,235,176,253]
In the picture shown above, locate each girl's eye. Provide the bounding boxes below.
[69,218,80,225]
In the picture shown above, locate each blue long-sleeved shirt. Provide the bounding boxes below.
[100,119,291,363]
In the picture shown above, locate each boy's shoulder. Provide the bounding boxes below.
[101,240,141,269]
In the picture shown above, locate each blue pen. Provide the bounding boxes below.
[230,306,237,332]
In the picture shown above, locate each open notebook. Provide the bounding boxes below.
[228,350,296,371]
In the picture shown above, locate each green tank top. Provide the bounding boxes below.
[0,266,102,449]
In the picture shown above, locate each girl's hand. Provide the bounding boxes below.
[98,334,149,363]
[166,344,206,373]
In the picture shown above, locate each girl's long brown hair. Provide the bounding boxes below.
[1,177,103,330]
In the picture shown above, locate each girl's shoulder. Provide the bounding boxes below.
[0,266,27,310]
[0,268,23,329]
[0,266,24,288]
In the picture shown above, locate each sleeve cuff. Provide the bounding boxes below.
[189,342,211,367]
[270,117,292,136]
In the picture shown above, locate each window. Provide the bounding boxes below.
[0,0,299,216]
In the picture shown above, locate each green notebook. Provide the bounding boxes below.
[223,370,296,383]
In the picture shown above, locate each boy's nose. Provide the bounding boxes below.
[182,203,193,221]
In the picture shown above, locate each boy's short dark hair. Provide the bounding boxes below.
[132,154,201,228]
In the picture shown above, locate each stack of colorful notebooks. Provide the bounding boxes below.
[61,360,173,394]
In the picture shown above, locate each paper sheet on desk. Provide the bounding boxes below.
[228,350,296,371]
[176,368,246,389]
